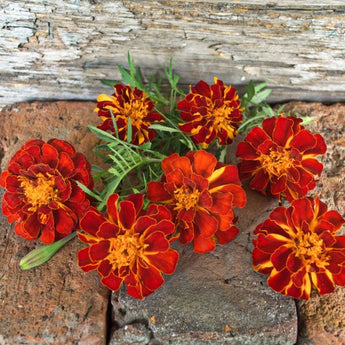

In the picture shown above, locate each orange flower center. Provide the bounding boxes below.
[123,97,149,127]
[107,233,142,269]
[206,99,236,135]
[294,231,325,267]
[19,173,59,212]
[260,148,293,177]
[174,186,200,211]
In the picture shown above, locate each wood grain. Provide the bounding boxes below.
[1,0,345,109]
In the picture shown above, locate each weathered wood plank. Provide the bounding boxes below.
[1,0,345,109]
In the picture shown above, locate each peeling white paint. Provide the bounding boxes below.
[1,0,345,109]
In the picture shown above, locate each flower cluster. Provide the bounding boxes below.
[235,114,345,299]
[1,56,344,301]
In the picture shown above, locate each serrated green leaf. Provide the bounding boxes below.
[261,105,275,117]
[276,104,286,114]
[109,109,119,138]
[117,64,135,86]
[254,82,269,93]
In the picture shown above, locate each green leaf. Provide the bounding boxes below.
[117,64,135,86]
[261,104,275,117]
[254,82,269,93]
[245,80,255,101]
[100,79,118,87]
[109,109,119,138]
[276,104,286,114]
[251,88,272,104]
[127,117,133,143]
[76,181,103,201]
[149,124,181,133]
[88,125,116,143]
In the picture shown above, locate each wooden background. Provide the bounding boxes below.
[1,0,345,109]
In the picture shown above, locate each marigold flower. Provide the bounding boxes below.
[177,78,243,148]
[95,84,163,145]
[236,115,326,202]
[147,150,246,253]
[77,193,179,299]
[0,139,93,244]
[252,197,345,299]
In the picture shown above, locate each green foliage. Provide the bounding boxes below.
[239,81,275,133]
[87,125,166,211]
[240,81,313,133]
[93,54,314,207]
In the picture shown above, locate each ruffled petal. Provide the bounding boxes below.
[146,249,179,274]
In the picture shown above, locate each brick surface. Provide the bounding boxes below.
[0,101,109,345]
[283,102,345,345]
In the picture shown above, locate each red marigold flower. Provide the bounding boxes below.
[147,150,246,253]
[236,115,326,202]
[177,78,243,148]
[77,193,179,299]
[252,197,345,299]
[0,139,94,244]
[95,84,163,145]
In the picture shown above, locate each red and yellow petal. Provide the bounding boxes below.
[137,259,165,291]
[89,240,110,262]
[145,231,170,252]
[78,248,99,272]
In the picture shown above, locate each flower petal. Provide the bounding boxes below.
[146,249,179,274]
[147,181,172,202]
[119,200,136,230]
[195,210,218,237]
[137,260,165,291]
[193,234,216,253]
[101,272,123,291]
[145,231,170,252]
[80,208,107,236]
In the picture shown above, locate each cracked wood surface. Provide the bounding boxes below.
[1,0,345,110]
